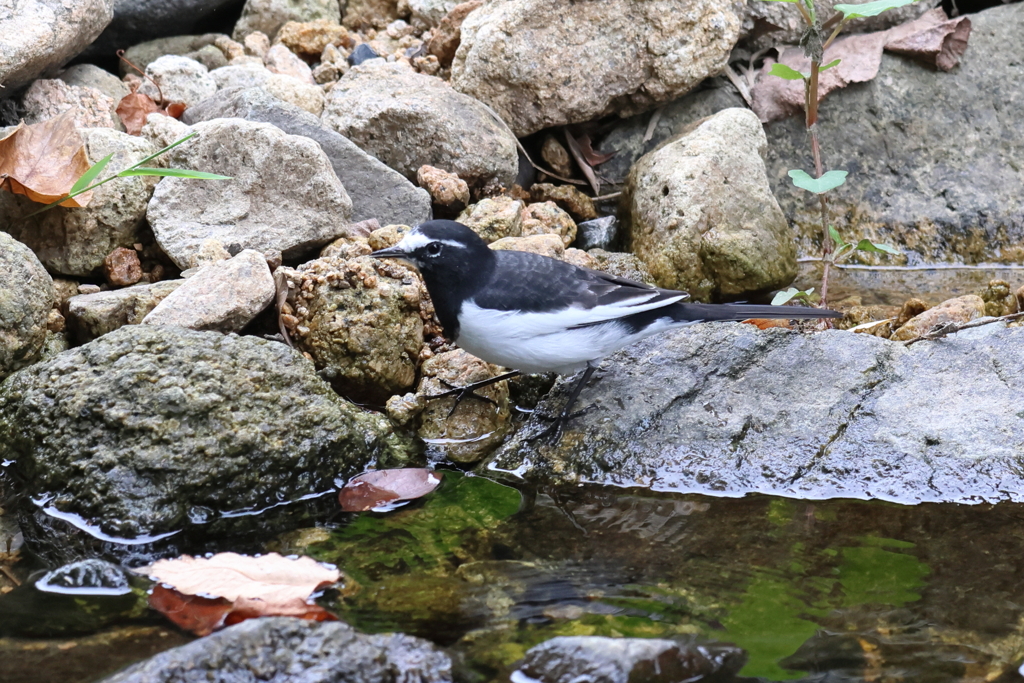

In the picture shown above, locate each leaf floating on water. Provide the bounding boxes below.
[339,468,443,512]
[138,552,340,635]
[0,110,94,207]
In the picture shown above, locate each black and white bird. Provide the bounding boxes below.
[372,220,840,440]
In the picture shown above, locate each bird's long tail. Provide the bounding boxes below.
[673,303,842,322]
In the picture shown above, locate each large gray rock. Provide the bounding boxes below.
[21,78,121,130]
[0,325,413,539]
[142,250,275,332]
[86,0,241,58]
[625,108,796,300]
[66,281,183,344]
[0,128,159,276]
[449,0,740,137]
[147,117,353,269]
[0,233,54,382]
[321,61,519,189]
[99,617,452,683]
[118,34,224,76]
[233,0,342,41]
[490,323,1024,505]
[58,63,131,103]
[602,3,1024,266]
[0,0,115,93]
[183,87,431,226]
[514,636,746,683]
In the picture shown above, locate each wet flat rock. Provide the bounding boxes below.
[99,616,452,683]
[490,323,1024,504]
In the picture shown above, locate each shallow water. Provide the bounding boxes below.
[4,472,1024,683]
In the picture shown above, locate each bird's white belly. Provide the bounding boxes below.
[455,301,685,374]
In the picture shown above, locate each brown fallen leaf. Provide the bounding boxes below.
[138,552,340,635]
[575,133,615,167]
[339,468,443,512]
[884,8,971,72]
[116,92,161,135]
[742,318,794,330]
[0,110,93,207]
[751,31,888,122]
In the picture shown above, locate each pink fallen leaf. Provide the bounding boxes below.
[138,552,340,635]
[338,468,443,512]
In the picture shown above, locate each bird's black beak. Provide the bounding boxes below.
[370,246,408,259]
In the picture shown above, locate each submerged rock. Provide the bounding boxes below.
[514,636,746,683]
[98,617,452,683]
[0,325,411,540]
[626,108,797,300]
[450,0,740,136]
[490,324,1024,504]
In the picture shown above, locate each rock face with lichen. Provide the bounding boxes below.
[280,256,437,404]
[626,108,797,300]
[450,0,740,136]
[0,325,412,540]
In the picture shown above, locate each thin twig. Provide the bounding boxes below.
[592,191,622,202]
[563,128,600,196]
[643,106,666,142]
[721,65,752,107]
[0,563,21,586]
[477,100,587,186]
[903,312,1024,346]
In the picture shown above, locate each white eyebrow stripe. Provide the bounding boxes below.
[438,239,467,249]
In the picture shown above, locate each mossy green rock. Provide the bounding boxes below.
[0,325,413,539]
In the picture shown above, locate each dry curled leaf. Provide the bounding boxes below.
[575,133,615,167]
[339,468,443,512]
[115,92,161,136]
[884,8,971,72]
[138,552,340,635]
[742,318,794,330]
[0,110,93,207]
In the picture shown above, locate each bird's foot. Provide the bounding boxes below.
[426,378,499,418]
[527,404,597,444]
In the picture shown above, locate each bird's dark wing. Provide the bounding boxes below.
[475,250,687,313]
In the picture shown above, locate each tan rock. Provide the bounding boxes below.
[457,196,524,243]
[562,248,598,270]
[586,249,656,285]
[66,281,183,344]
[426,0,483,66]
[215,35,247,61]
[344,0,402,30]
[275,19,351,61]
[416,348,511,463]
[540,135,573,177]
[981,279,1018,317]
[368,224,413,250]
[489,233,564,259]
[529,183,597,221]
[265,44,315,83]
[21,79,119,130]
[520,201,577,247]
[417,165,470,214]
[891,295,986,341]
[243,31,271,59]
[188,239,233,268]
[103,247,143,287]
[320,235,372,259]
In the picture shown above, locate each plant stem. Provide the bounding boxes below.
[805,58,834,311]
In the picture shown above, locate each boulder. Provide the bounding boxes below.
[521,202,577,248]
[98,617,451,683]
[0,0,115,92]
[86,0,241,58]
[183,87,431,227]
[66,281,182,344]
[450,0,740,136]
[21,79,120,130]
[0,325,412,539]
[626,108,797,300]
[118,34,224,76]
[264,44,315,83]
[490,323,1024,505]
[456,196,523,243]
[233,0,342,41]
[143,250,275,332]
[0,233,54,382]
[321,61,519,189]
[58,63,131,103]
[0,128,160,277]
[147,117,353,269]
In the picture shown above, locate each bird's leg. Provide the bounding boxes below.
[530,362,599,444]
[426,370,521,418]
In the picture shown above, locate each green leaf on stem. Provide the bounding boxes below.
[853,239,900,255]
[820,58,842,72]
[834,0,916,19]
[118,168,232,179]
[769,63,809,80]
[788,169,848,194]
[772,287,818,306]
[828,225,848,250]
[70,153,114,195]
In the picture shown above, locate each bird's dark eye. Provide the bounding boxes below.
[426,242,442,256]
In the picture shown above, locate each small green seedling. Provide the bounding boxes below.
[28,132,229,216]
[772,287,820,306]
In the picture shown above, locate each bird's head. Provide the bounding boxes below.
[371,220,494,285]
